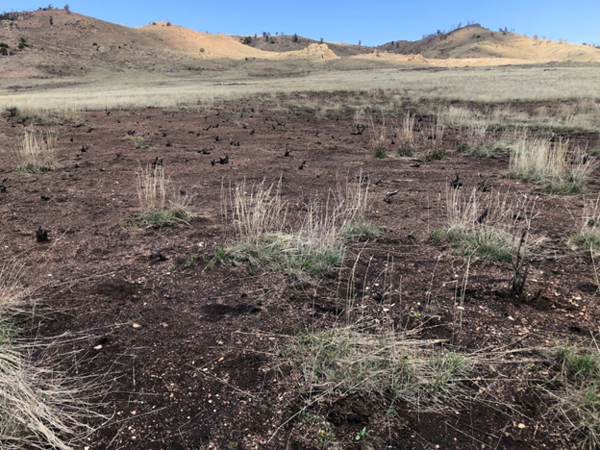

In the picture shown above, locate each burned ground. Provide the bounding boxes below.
[1,95,599,449]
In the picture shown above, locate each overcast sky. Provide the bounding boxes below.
[4,0,599,46]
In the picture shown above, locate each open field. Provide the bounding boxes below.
[2,62,600,449]
[2,64,600,113]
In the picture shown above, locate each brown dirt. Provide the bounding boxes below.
[1,94,599,449]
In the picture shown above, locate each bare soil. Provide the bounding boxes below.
[1,95,599,449]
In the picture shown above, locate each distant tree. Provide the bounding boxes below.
[358,39,361,46]
[320,37,323,44]
[49,15,53,26]
[166,21,172,26]
[64,3,70,13]
[241,36,252,45]
[292,33,299,43]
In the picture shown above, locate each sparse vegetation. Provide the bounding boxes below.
[430,187,535,262]
[0,264,97,450]
[536,345,600,450]
[124,163,194,228]
[394,111,416,156]
[370,116,389,159]
[507,135,595,194]
[290,323,476,412]
[219,176,376,281]
[14,129,58,173]
[2,20,600,448]
[568,193,600,254]
[220,179,343,281]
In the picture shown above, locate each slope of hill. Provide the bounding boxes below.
[378,24,600,62]
[138,22,272,59]
[0,10,338,79]
[234,33,370,57]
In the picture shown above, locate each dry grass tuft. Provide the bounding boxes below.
[569,193,600,255]
[536,344,600,450]
[430,187,537,262]
[291,324,473,411]
[508,135,595,194]
[393,111,416,156]
[369,116,389,159]
[14,129,58,173]
[221,176,379,280]
[126,163,194,228]
[0,264,99,450]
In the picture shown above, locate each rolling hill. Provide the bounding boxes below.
[377,24,600,62]
[1,10,599,81]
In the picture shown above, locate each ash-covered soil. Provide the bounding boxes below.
[1,95,598,449]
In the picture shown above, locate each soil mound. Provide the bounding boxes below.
[284,43,339,60]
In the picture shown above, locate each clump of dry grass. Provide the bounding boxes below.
[0,264,98,450]
[393,111,416,156]
[223,179,344,280]
[535,344,600,450]
[14,129,58,173]
[369,116,389,159]
[220,176,379,280]
[430,187,536,262]
[456,124,494,156]
[291,324,473,410]
[9,106,85,126]
[423,119,446,160]
[438,105,485,131]
[125,163,194,228]
[568,193,600,254]
[230,178,287,241]
[508,135,595,194]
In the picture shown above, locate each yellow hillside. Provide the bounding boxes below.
[138,22,271,59]
[138,22,339,61]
